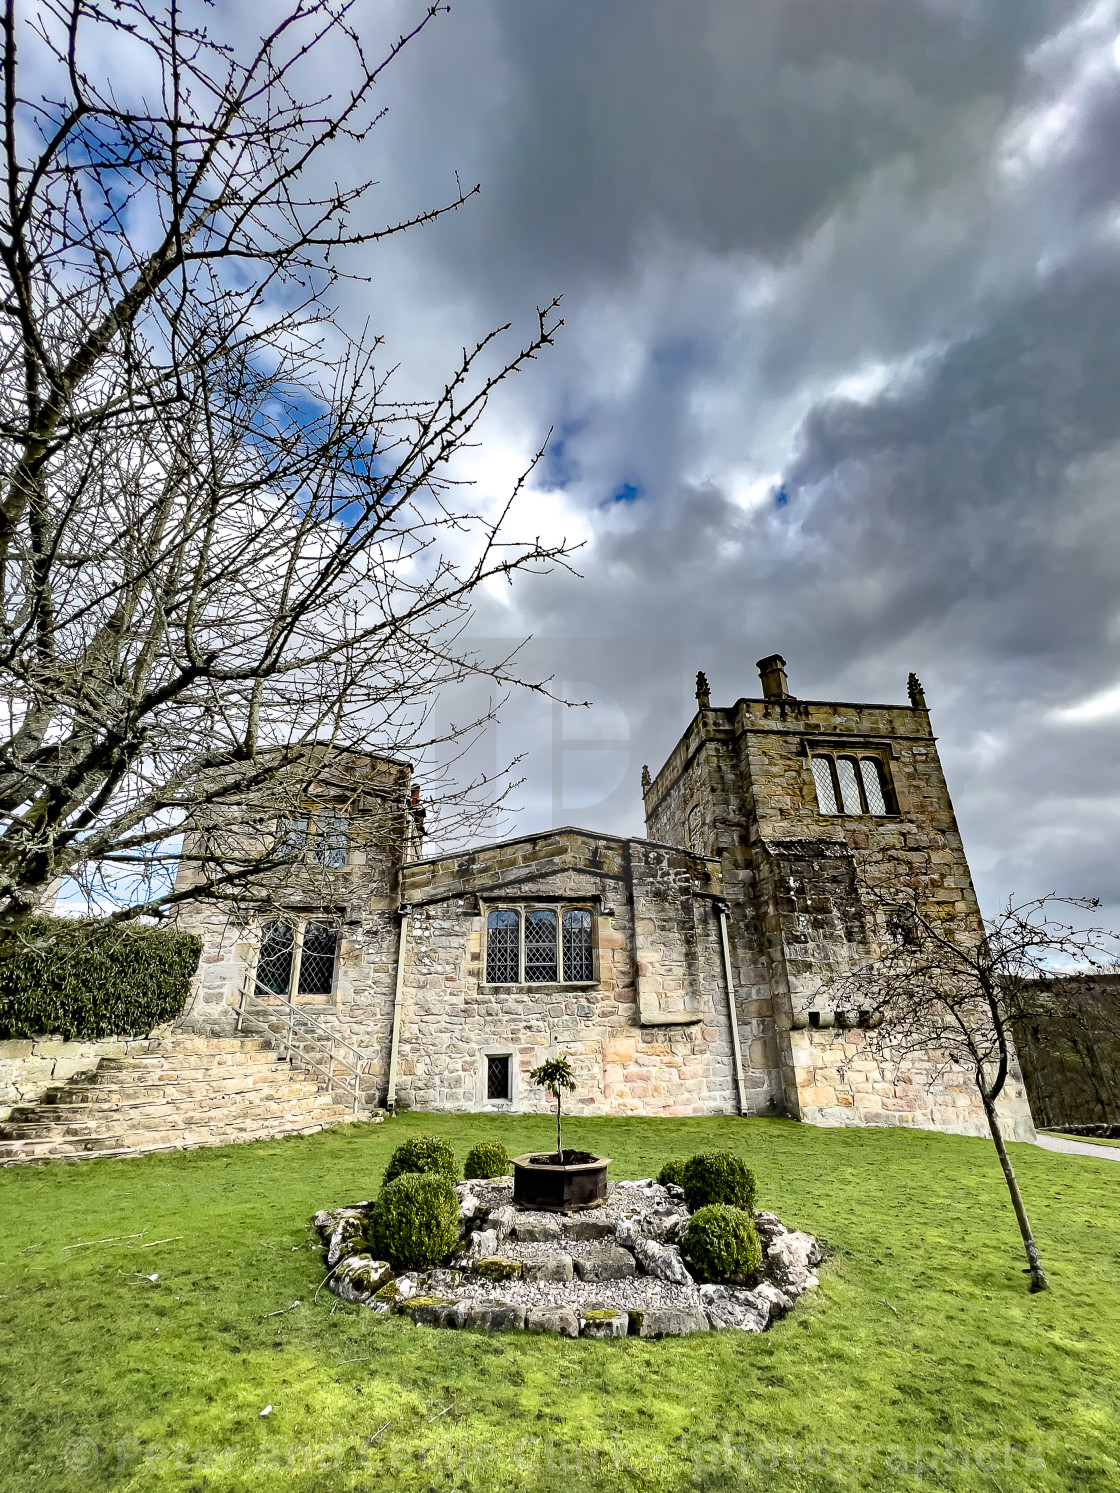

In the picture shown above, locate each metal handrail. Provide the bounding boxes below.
[235,979,369,1116]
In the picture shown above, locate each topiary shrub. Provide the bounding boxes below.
[367,1172,460,1271]
[0,915,201,1040]
[657,1157,688,1189]
[463,1141,510,1180]
[681,1205,763,1284]
[382,1134,458,1188]
[681,1150,756,1213]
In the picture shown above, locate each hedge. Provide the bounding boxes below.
[0,916,201,1040]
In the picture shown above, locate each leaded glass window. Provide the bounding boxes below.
[859,757,887,816]
[486,909,520,984]
[562,909,593,981]
[276,816,308,858]
[811,757,839,815]
[257,922,295,993]
[487,1054,511,1100]
[524,909,558,982]
[811,754,893,816]
[311,813,349,867]
[297,923,338,994]
[835,757,863,815]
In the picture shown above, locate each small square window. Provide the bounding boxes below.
[486,1054,511,1101]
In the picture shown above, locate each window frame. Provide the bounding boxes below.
[274,806,350,868]
[481,902,598,987]
[254,917,341,1002]
[809,752,897,818]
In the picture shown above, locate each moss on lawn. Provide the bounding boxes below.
[1,1113,1118,1492]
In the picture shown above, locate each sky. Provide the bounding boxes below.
[235,2,1120,922]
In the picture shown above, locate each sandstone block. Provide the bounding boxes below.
[579,1308,629,1339]
[521,1253,574,1284]
[574,1245,637,1283]
[525,1306,579,1337]
[636,1307,708,1338]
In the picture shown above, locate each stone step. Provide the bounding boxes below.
[0,1107,358,1164]
[0,1027,372,1166]
[42,1065,298,1102]
[93,1049,283,1075]
[1,1078,333,1133]
[141,1033,276,1054]
[0,1087,353,1147]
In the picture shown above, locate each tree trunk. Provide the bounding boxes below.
[556,1090,562,1161]
[982,1096,1049,1292]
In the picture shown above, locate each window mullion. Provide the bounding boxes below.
[288,921,305,999]
[518,906,525,984]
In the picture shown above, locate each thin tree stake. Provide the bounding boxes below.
[62,1234,142,1250]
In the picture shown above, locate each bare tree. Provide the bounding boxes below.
[0,0,570,940]
[832,891,1120,1293]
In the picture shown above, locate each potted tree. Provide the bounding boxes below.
[511,1055,611,1212]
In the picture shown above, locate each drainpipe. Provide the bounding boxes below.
[386,905,410,1113]
[716,901,748,1116]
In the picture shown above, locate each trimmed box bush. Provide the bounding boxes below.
[682,1205,763,1284]
[368,1172,460,1271]
[464,1141,510,1180]
[657,1157,688,1189]
[382,1133,459,1187]
[681,1150,757,1213]
[0,915,201,1040]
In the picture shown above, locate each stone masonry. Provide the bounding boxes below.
[173,658,1036,1140]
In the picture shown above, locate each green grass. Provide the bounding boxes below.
[1,1113,1117,1492]
[1041,1129,1120,1149]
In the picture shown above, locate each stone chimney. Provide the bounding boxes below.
[756,654,792,700]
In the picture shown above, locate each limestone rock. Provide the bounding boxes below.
[753,1211,787,1249]
[521,1253,574,1284]
[331,1256,393,1305]
[327,1212,370,1267]
[459,1301,525,1332]
[614,1215,642,1249]
[563,1216,617,1243]
[526,1306,580,1337]
[644,1210,688,1244]
[636,1307,709,1338]
[579,1308,629,1339]
[488,1205,517,1242]
[403,1295,459,1327]
[765,1231,820,1297]
[633,1237,693,1285]
[460,1227,498,1260]
[371,1274,417,1315]
[511,1216,561,1243]
[698,1284,769,1333]
[574,1245,638,1283]
[750,1280,793,1321]
[469,1256,523,1283]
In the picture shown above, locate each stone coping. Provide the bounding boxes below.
[314,1177,821,1339]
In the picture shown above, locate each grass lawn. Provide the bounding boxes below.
[1,1113,1117,1493]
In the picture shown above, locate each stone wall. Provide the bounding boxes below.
[394,831,745,1117]
[0,1034,152,1122]
[643,688,1036,1140]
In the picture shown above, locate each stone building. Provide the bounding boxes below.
[174,658,1036,1140]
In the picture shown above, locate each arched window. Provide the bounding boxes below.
[562,909,593,981]
[524,909,558,982]
[486,909,520,984]
[811,754,894,817]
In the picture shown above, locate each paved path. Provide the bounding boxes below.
[1035,1134,1120,1162]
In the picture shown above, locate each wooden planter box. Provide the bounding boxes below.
[510,1152,611,1213]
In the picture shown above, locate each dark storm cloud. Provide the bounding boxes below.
[325,1,1120,920]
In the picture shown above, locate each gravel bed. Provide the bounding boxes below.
[315,1175,822,1338]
